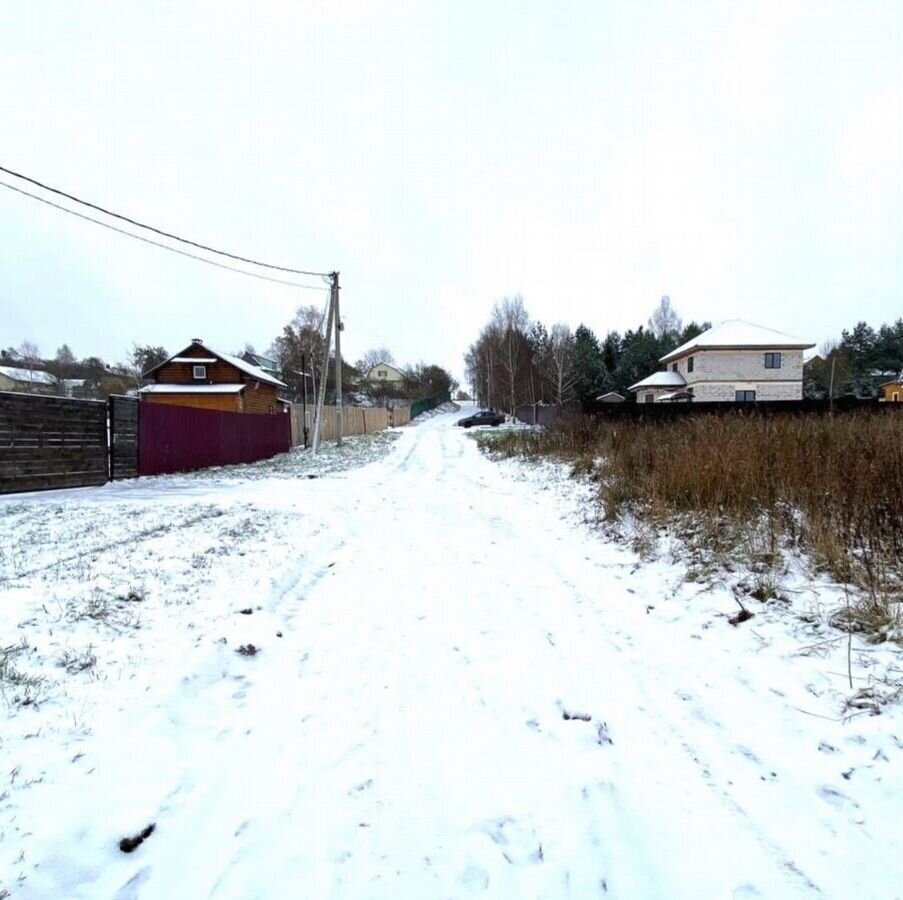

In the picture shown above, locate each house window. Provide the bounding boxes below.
[735,390,756,402]
[645,393,655,404]
[893,392,900,402]
[378,370,387,378]
[764,352,782,369]
[687,356,694,373]
[192,365,207,380]
[671,363,678,372]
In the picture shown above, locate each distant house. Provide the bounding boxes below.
[240,351,282,382]
[596,391,625,403]
[880,376,903,403]
[629,320,815,403]
[140,338,287,414]
[0,365,58,395]
[366,362,405,389]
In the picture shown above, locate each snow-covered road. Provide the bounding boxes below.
[2,405,901,899]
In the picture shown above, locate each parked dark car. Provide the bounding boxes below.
[457,409,505,428]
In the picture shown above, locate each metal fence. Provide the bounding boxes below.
[138,403,290,476]
[410,392,451,419]
[582,396,885,419]
[514,404,572,427]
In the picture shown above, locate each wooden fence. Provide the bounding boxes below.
[0,391,108,494]
[289,405,409,446]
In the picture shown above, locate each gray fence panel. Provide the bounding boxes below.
[0,391,108,494]
[109,395,139,480]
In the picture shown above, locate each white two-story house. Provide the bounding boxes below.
[366,362,406,389]
[629,320,815,403]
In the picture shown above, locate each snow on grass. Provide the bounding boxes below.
[1,408,902,899]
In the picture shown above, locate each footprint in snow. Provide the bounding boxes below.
[113,866,153,900]
[459,866,490,891]
[817,785,859,811]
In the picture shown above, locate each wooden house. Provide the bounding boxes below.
[140,339,287,414]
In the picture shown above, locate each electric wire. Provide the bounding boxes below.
[0,180,329,291]
[0,163,331,277]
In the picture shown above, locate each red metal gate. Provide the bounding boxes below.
[138,403,291,476]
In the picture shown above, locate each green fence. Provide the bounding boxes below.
[410,392,451,420]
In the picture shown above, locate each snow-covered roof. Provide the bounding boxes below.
[660,320,814,363]
[658,390,693,401]
[595,391,625,402]
[216,350,286,388]
[628,371,687,391]
[139,384,245,395]
[146,343,286,388]
[0,365,57,385]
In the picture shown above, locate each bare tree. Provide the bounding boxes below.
[18,341,41,370]
[647,295,683,341]
[356,347,395,374]
[491,295,530,415]
[547,323,577,404]
[273,303,327,400]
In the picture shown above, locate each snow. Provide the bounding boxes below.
[628,370,687,390]
[1,404,901,899]
[214,349,286,388]
[168,357,219,364]
[0,366,57,386]
[660,320,815,363]
[139,383,245,394]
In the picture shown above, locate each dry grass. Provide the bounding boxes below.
[486,410,903,638]
[0,639,49,707]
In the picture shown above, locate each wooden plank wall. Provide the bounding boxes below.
[289,405,402,446]
[0,391,109,494]
[109,396,139,480]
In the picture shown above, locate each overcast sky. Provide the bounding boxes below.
[1,1,900,381]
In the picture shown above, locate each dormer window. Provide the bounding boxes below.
[193,365,207,380]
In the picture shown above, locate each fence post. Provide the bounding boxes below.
[108,396,115,481]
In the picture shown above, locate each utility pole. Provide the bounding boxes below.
[311,278,337,454]
[828,355,836,416]
[333,271,343,445]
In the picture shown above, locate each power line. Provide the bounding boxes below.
[0,163,330,277]
[0,180,329,291]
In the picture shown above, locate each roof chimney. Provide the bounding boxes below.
[191,337,203,345]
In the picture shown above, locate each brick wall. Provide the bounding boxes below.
[683,349,805,384]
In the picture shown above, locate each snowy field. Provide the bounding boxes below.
[1,404,901,899]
